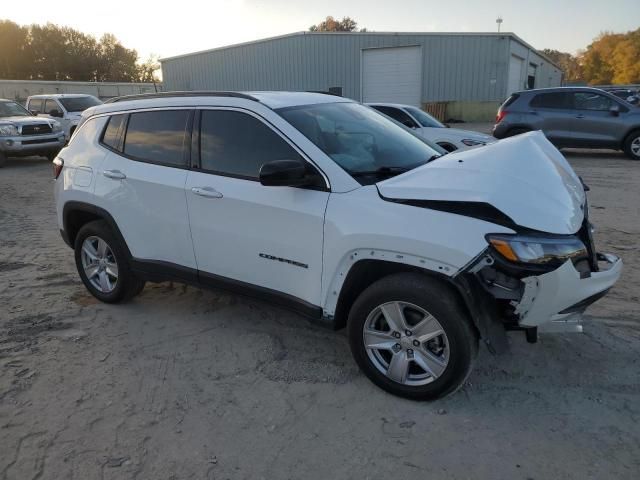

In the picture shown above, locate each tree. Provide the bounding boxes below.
[541,49,583,83]
[0,19,152,82]
[309,16,365,32]
[0,20,30,79]
[138,55,161,84]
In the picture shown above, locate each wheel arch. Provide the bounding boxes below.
[328,256,471,332]
[62,201,131,257]
[622,127,640,146]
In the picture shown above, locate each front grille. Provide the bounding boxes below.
[21,124,52,135]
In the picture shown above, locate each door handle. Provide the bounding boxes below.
[191,187,223,198]
[576,114,585,119]
[103,169,126,180]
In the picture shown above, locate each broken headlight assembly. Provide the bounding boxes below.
[486,234,588,268]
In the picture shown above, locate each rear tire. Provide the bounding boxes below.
[347,273,478,400]
[623,130,640,160]
[74,220,145,303]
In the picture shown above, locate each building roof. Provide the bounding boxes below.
[160,31,561,70]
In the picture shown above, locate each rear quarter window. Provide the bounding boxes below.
[100,114,125,150]
[500,94,520,109]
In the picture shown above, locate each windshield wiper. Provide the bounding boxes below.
[349,166,413,178]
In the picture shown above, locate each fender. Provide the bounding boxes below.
[322,247,458,317]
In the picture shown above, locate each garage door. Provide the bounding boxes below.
[362,46,422,106]
[507,55,524,96]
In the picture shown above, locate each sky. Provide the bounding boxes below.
[3,0,638,61]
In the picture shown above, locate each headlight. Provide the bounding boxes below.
[51,121,63,133]
[487,234,587,267]
[461,139,486,147]
[0,124,18,136]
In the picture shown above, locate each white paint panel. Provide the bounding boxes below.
[362,46,422,106]
[507,55,524,95]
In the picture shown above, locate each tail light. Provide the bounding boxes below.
[53,157,64,179]
[496,110,507,123]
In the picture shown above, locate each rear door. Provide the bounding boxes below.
[94,109,197,273]
[184,108,329,307]
[528,91,574,145]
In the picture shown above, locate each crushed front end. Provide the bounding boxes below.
[452,217,622,353]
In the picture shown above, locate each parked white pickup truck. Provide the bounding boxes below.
[26,94,102,141]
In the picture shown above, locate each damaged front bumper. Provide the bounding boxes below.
[452,249,622,354]
[514,253,622,332]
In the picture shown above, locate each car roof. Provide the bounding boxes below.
[28,94,97,99]
[87,91,353,117]
[514,86,616,96]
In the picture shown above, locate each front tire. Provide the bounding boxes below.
[623,130,640,160]
[347,273,478,400]
[74,220,145,303]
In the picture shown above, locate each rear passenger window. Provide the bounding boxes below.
[123,110,190,167]
[200,110,302,179]
[530,92,571,109]
[101,114,125,150]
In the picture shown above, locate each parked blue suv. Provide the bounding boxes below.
[493,87,640,160]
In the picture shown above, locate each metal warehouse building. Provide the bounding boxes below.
[161,31,562,121]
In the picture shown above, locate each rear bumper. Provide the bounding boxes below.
[514,253,622,330]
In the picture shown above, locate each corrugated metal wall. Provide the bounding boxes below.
[161,32,561,104]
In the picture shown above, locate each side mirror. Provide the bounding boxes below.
[444,123,451,128]
[49,109,63,118]
[29,110,39,116]
[610,105,620,116]
[259,159,310,187]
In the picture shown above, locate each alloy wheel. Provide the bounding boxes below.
[631,137,640,157]
[363,301,450,386]
[80,236,118,293]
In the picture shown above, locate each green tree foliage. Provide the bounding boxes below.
[309,16,365,32]
[0,19,158,82]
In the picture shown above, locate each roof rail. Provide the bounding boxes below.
[104,91,259,104]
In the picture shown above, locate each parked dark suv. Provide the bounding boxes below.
[493,87,640,159]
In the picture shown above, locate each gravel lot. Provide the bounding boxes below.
[1,146,638,479]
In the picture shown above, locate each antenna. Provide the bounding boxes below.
[496,17,503,33]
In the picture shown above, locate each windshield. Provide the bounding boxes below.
[59,96,102,112]
[0,101,31,117]
[404,106,445,128]
[278,102,442,184]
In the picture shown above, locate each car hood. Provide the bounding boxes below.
[377,131,586,234]
[0,116,53,125]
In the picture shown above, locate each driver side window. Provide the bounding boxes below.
[44,99,60,115]
[573,93,614,111]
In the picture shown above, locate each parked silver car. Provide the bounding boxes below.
[493,87,640,160]
[0,99,66,167]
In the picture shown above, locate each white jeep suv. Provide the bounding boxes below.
[53,91,622,400]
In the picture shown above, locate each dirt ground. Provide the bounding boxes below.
[1,146,639,480]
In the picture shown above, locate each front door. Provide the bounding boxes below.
[185,108,329,307]
[568,92,625,147]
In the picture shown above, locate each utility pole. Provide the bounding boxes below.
[496,17,503,33]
